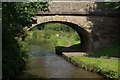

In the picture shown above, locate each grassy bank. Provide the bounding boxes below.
[27,30,80,47]
[27,23,81,49]
[70,56,119,79]
[88,42,119,58]
[69,42,120,79]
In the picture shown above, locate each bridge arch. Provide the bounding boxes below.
[29,1,119,51]
[31,21,93,51]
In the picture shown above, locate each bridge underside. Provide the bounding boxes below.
[31,21,93,51]
[30,15,119,52]
[29,1,119,52]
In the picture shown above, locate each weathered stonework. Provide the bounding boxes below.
[32,16,93,32]
[30,1,119,51]
[38,1,119,16]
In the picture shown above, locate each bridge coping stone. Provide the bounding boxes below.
[38,1,119,16]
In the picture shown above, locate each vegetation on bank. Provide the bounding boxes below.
[29,22,119,79]
[2,2,48,78]
[70,56,119,79]
[105,2,120,10]
[27,23,80,49]
[69,42,119,79]
[88,42,119,58]
[2,1,119,79]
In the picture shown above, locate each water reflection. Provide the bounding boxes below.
[18,44,103,78]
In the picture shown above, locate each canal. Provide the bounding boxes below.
[17,41,103,78]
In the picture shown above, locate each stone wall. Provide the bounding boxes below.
[38,1,119,16]
[31,15,119,51]
[34,15,93,32]
[31,1,119,51]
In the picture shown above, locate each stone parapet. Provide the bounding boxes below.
[38,1,119,16]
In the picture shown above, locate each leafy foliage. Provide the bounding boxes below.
[30,23,75,32]
[2,2,48,78]
[105,2,120,10]
[27,23,80,48]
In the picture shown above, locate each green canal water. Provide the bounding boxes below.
[17,40,104,78]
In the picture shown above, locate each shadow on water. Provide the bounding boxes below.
[16,72,40,78]
[55,43,86,54]
[15,42,104,79]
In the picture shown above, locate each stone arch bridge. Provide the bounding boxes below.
[29,1,119,51]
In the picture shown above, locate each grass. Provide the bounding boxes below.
[27,23,120,79]
[28,22,81,49]
[27,30,80,49]
[70,56,120,79]
[69,42,120,79]
[88,42,119,58]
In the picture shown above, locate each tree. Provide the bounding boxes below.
[2,2,49,78]
[105,2,120,10]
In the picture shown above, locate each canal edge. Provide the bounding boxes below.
[55,47,115,79]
